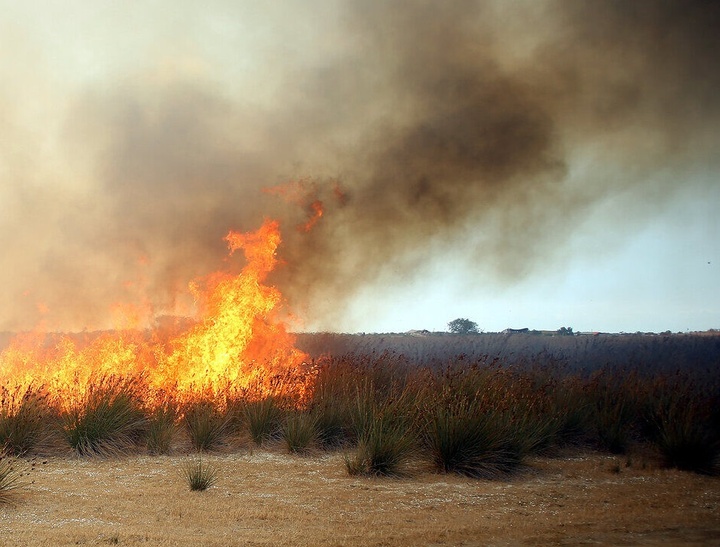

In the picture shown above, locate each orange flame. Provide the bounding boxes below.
[263,179,327,233]
[0,220,309,409]
[301,200,324,232]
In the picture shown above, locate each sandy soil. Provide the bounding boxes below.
[1,450,718,546]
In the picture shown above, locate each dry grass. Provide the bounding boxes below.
[0,449,718,546]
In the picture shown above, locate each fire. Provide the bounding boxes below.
[263,179,326,232]
[0,220,310,410]
[301,200,324,232]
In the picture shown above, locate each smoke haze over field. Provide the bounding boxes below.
[1,0,718,333]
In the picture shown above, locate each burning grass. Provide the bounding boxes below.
[0,347,719,544]
[0,220,313,428]
[0,353,718,476]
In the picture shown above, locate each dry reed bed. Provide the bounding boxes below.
[1,450,719,546]
[2,341,719,544]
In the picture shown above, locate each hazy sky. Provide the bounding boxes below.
[1,1,718,334]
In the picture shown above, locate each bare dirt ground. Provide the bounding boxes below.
[1,449,718,546]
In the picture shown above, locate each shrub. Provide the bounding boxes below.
[62,376,147,456]
[182,454,218,491]
[0,385,52,456]
[183,401,231,452]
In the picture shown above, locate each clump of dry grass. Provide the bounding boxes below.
[61,375,148,456]
[643,374,720,475]
[182,454,219,491]
[0,452,41,504]
[418,365,553,478]
[245,396,284,446]
[344,392,417,477]
[182,400,231,452]
[0,385,53,456]
[282,412,318,454]
[146,402,178,455]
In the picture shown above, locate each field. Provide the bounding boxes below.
[1,332,719,545]
[295,331,720,374]
[1,450,719,546]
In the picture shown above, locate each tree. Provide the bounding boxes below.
[556,326,574,336]
[448,318,479,334]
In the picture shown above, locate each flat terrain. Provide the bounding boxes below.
[2,450,719,546]
[295,331,720,373]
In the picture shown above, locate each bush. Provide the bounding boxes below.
[61,376,148,456]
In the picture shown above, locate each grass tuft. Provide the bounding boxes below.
[0,452,38,504]
[344,387,417,477]
[183,401,231,452]
[587,371,639,454]
[282,412,318,454]
[424,401,525,478]
[62,376,147,456]
[645,379,720,475]
[183,454,219,491]
[344,416,416,477]
[245,397,284,446]
[0,385,52,456]
[146,404,177,455]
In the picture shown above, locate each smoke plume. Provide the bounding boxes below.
[0,0,718,331]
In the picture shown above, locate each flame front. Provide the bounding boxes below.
[0,220,309,410]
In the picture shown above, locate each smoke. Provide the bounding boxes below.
[1,0,718,331]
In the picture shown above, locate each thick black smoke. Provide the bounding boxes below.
[1,0,718,331]
[274,0,720,320]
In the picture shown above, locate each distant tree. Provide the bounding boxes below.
[448,318,479,334]
[556,326,574,336]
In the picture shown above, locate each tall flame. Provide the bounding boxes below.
[0,220,309,409]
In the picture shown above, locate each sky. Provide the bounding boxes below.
[0,0,718,334]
